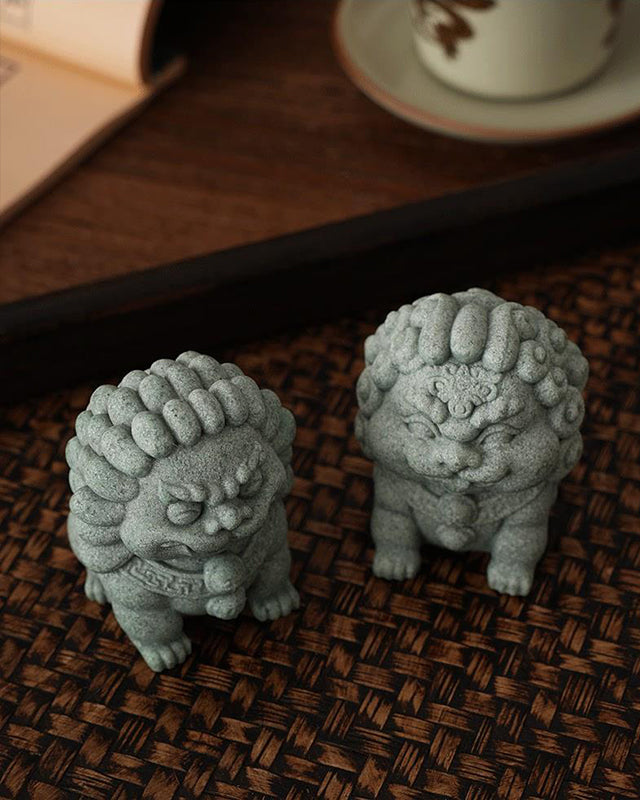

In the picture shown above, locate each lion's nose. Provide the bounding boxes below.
[205,502,252,532]
[433,441,481,472]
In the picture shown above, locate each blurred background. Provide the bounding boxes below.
[1,0,639,399]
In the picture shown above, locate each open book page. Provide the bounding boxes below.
[0,1,184,223]
[0,0,160,85]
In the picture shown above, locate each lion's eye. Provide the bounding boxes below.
[166,501,203,526]
[239,469,263,498]
[406,421,435,440]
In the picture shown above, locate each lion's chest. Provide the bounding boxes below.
[406,483,498,550]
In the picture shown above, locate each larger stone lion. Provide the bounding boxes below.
[355,288,588,596]
[66,351,299,671]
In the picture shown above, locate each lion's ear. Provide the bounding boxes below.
[158,480,206,504]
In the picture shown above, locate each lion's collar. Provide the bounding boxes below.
[118,512,274,598]
[123,557,209,598]
[407,481,547,527]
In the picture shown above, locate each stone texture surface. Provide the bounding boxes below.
[356,288,589,596]
[65,351,299,671]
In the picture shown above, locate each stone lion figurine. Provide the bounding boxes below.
[66,351,299,671]
[355,288,588,596]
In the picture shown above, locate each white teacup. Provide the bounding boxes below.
[410,0,625,100]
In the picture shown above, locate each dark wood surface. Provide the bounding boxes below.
[2,0,640,307]
[1,239,639,799]
[2,177,639,404]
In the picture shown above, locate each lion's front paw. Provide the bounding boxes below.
[373,548,421,581]
[487,561,534,596]
[206,588,246,620]
[85,571,107,604]
[203,554,246,595]
[250,581,300,622]
[137,633,192,672]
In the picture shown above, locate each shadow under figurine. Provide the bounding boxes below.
[355,288,588,596]
[66,352,299,671]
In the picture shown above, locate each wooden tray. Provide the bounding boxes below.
[1,0,640,400]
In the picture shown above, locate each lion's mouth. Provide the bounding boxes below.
[414,466,510,494]
[156,542,199,560]
[157,533,231,560]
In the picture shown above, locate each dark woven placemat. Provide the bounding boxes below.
[1,244,639,800]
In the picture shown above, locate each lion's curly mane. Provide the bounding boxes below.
[66,352,295,573]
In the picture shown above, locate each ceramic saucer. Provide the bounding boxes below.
[333,0,640,144]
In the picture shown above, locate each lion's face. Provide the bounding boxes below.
[118,426,286,568]
[366,363,563,495]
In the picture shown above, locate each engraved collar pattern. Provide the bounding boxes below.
[124,557,208,598]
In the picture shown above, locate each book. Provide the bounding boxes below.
[0,0,185,224]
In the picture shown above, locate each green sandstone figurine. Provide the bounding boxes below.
[66,352,299,671]
[355,288,588,596]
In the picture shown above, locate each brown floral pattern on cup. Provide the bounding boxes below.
[411,0,497,58]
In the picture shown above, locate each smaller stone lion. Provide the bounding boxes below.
[356,288,588,596]
[66,352,299,671]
